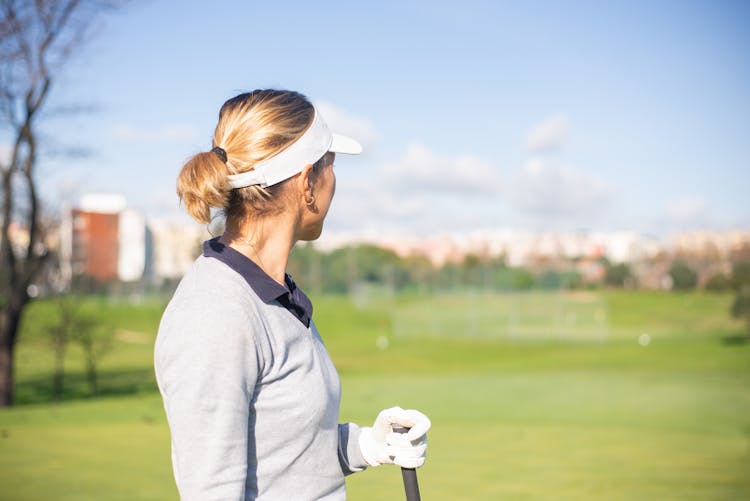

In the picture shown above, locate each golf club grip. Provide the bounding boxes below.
[392,425,422,501]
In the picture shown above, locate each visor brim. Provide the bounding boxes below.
[330,133,362,155]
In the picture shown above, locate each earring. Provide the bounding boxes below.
[305,195,315,206]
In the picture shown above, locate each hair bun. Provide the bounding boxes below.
[177,151,231,224]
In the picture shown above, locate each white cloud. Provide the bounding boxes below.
[508,157,612,215]
[380,143,501,195]
[324,143,502,232]
[525,114,570,153]
[109,124,197,143]
[314,101,379,151]
[665,196,710,223]
[328,179,428,229]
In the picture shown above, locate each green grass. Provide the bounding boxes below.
[1,290,749,500]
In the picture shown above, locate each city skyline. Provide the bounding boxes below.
[42,191,750,297]
[8,0,749,238]
[60,191,750,268]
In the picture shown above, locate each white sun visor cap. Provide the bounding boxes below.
[227,107,362,189]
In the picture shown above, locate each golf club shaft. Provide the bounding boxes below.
[401,467,421,501]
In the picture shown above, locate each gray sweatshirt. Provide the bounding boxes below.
[155,243,367,500]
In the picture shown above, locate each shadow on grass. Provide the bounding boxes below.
[721,334,749,346]
[15,368,159,405]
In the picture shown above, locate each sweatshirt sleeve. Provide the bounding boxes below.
[155,300,258,500]
[337,422,368,475]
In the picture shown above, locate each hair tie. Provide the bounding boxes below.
[211,146,227,163]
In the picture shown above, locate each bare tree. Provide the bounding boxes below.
[0,0,120,406]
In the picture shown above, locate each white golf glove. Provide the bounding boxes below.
[358,406,431,468]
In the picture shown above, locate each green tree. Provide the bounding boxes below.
[507,268,534,290]
[605,263,632,288]
[402,254,435,293]
[669,261,697,290]
[436,262,464,290]
[730,261,750,290]
[704,272,731,292]
[462,254,483,288]
[537,269,561,290]
[288,243,324,295]
[560,270,583,290]
[730,285,750,338]
[353,245,409,288]
[730,261,750,338]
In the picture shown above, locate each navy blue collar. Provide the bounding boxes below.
[203,238,313,328]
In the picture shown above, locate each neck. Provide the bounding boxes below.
[221,215,296,285]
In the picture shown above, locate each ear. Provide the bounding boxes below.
[295,164,315,200]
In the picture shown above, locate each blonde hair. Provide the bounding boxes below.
[177,89,315,224]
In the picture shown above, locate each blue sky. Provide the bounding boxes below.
[32,0,750,237]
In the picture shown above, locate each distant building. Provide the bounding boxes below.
[118,209,151,281]
[71,208,120,281]
[62,194,151,284]
[149,218,205,281]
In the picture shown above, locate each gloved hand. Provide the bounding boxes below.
[359,406,431,468]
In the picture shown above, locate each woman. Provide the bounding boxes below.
[154,89,430,500]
